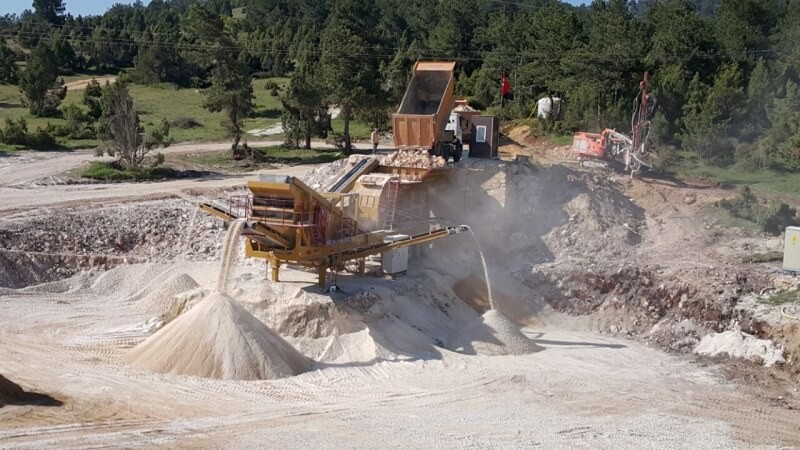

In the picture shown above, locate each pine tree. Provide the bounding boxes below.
[32,0,66,25]
[19,43,65,117]
[281,59,329,149]
[0,39,18,84]
[204,56,255,155]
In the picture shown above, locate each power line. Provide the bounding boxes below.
[11,29,790,65]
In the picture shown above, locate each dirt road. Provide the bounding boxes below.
[0,141,380,188]
[63,76,117,91]
[0,165,316,215]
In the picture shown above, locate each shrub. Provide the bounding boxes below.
[251,71,274,79]
[169,117,203,129]
[734,142,771,170]
[27,127,56,149]
[151,152,165,167]
[60,103,97,139]
[0,117,30,146]
[80,161,177,181]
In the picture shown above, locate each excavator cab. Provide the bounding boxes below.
[572,132,606,160]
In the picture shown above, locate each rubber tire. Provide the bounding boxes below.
[453,144,463,163]
[440,144,450,163]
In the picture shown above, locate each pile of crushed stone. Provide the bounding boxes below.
[125,292,311,380]
[318,317,440,364]
[0,374,24,407]
[137,273,199,314]
[381,149,445,168]
[302,155,375,192]
[694,330,786,367]
[451,310,543,356]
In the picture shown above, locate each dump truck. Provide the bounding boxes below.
[392,61,464,162]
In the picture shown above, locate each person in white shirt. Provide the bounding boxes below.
[371,129,379,154]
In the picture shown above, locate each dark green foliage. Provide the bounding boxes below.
[182,3,254,154]
[281,59,330,149]
[60,103,97,140]
[0,117,57,149]
[0,39,18,84]
[170,117,203,129]
[80,161,179,181]
[32,0,65,25]
[716,186,798,234]
[0,0,799,175]
[19,43,65,117]
[0,117,30,145]
[83,79,104,119]
[50,38,77,72]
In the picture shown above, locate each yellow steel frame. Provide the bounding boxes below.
[200,167,463,287]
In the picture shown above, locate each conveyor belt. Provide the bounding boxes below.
[329,158,378,193]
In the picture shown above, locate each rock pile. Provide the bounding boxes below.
[381,150,445,168]
[450,310,544,355]
[694,329,786,367]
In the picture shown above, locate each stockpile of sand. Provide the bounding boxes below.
[137,273,199,314]
[451,310,543,356]
[0,374,24,407]
[319,317,440,364]
[694,330,786,367]
[125,292,311,380]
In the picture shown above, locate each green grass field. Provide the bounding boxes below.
[667,151,800,198]
[171,145,344,173]
[0,75,371,151]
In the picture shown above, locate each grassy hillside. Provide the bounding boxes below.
[667,151,800,198]
[0,76,371,151]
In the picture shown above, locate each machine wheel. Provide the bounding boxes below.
[453,143,463,162]
[440,144,450,163]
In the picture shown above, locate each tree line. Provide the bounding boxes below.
[0,0,798,170]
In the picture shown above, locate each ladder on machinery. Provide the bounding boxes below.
[382,178,400,232]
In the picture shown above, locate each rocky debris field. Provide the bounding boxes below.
[421,158,800,397]
[0,198,229,288]
[1,153,799,414]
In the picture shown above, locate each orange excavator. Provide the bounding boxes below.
[572,73,655,176]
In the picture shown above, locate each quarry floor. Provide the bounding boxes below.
[1,145,800,448]
[0,263,798,449]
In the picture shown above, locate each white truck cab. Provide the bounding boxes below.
[445,113,464,142]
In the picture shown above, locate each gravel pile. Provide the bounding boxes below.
[451,310,543,356]
[125,292,312,380]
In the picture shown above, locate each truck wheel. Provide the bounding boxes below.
[453,145,462,163]
[440,145,450,163]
